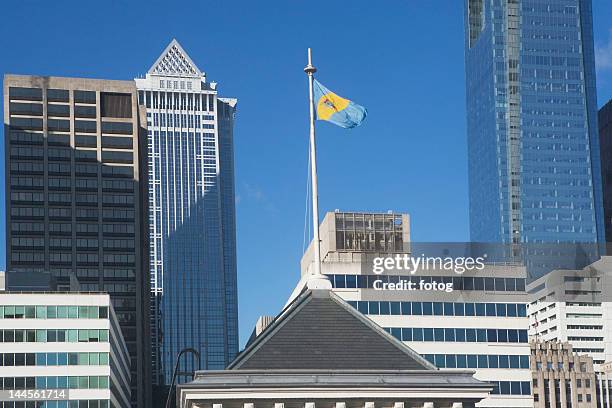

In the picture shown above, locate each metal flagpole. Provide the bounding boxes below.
[304,48,329,287]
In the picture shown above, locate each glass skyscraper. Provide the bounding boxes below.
[135,40,238,385]
[465,0,604,271]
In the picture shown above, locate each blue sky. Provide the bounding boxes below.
[1,1,612,347]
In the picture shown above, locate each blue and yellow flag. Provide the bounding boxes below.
[313,80,367,129]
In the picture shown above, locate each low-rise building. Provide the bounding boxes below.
[527,257,612,369]
[0,292,131,408]
[530,341,597,407]
[598,361,612,408]
[178,285,493,408]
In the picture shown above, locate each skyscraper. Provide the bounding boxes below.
[465,0,603,262]
[135,40,238,385]
[3,75,151,407]
[598,99,612,245]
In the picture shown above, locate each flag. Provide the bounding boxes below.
[313,79,367,129]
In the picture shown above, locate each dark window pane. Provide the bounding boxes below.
[74,90,96,104]
[47,104,70,117]
[10,87,43,101]
[47,89,69,102]
[102,136,133,149]
[75,120,97,133]
[75,135,98,148]
[10,117,43,131]
[102,151,133,164]
[101,122,133,135]
[75,105,97,118]
[101,93,132,118]
[10,102,43,116]
[48,119,70,132]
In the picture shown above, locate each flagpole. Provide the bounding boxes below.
[304,48,329,287]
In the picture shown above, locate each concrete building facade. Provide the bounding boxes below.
[3,75,151,407]
[527,257,612,369]
[0,292,131,408]
[292,211,532,408]
[531,341,597,407]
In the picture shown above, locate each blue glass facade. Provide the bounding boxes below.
[465,1,603,256]
[136,40,238,385]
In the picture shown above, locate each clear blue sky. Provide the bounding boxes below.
[1,1,612,347]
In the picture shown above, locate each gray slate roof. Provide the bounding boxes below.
[229,289,436,370]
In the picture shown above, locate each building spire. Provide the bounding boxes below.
[147,39,203,78]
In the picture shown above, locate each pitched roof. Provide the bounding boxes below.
[147,39,202,78]
[229,289,436,370]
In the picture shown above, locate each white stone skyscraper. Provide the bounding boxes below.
[135,39,238,385]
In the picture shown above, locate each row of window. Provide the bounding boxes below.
[347,301,527,317]
[12,177,134,191]
[13,252,134,265]
[12,177,132,192]
[329,274,526,292]
[11,223,135,235]
[10,161,134,178]
[1,376,109,390]
[0,329,109,343]
[423,354,530,369]
[0,306,108,319]
[386,327,529,343]
[13,237,134,250]
[490,381,531,396]
[11,207,128,221]
[141,89,215,112]
[0,352,109,366]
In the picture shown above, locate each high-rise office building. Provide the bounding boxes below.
[3,75,151,407]
[464,0,603,263]
[599,99,612,245]
[293,211,532,408]
[134,40,238,384]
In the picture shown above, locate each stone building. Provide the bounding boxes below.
[531,341,597,407]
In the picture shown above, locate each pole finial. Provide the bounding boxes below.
[304,47,317,75]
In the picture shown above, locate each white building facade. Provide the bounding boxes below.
[135,39,239,384]
[0,292,131,408]
[292,212,533,408]
[527,257,612,369]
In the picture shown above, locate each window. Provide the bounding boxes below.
[10,117,43,130]
[75,105,97,118]
[101,121,133,134]
[102,136,133,149]
[9,87,42,101]
[10,102,43,116]
[102,150,133,164]
[74,90,96,104]
[101,92,132,118]
[47,89,69,102]
[75,120,97,133]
